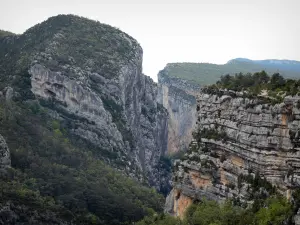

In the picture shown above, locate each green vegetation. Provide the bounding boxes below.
[202,71,300,105]
[161,61,300,86]
[215,71,300,95]
[0,29,15,38]
[216,71,269,92]
[0,99,164,224]
[137,196,293,225]
[237,172,276,198]
[192,127,228,143]
[0,14,142,165]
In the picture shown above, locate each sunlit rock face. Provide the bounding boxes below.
[157,67,200,154]
[166,90,300,216]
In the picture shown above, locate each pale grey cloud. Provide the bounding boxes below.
[0,0,299,81]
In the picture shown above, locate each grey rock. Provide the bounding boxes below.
[0,134,10,169]
[294,209,300,225]
[3,86,14,101]
[29,54,169,190]
[157,68,200,154]
[166,90,300,216]
[164,189,175,214]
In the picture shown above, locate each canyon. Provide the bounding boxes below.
[1,13,300,225]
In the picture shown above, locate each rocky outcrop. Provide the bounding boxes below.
[166,90,300,217]
[29,62,169,190]
[295,209,300,225]
[157,67,200,154]
[0,134,10,170]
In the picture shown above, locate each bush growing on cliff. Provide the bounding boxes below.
[255,196,293,225]
[193,127,228,143]
[205,71,300,100]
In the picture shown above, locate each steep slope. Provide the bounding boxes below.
[157,68,199,154]
[0,14,169,189]
[166,87,300,218]
[0,15,168,224]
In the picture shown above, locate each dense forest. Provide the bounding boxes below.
[0,98,164,225]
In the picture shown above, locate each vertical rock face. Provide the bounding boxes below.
[157,67,200,154]
[0,15,169,189]
[166,90,300,216]
[0,134,10,169]
[29,62,169,189]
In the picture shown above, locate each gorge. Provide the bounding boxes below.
[1,14,300,225]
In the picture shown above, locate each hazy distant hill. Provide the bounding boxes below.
[163,58,300,86]
[0,29,15,37]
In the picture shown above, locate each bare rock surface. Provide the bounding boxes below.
[166,90,300,216]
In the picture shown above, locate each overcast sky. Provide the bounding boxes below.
[0,0,299,81]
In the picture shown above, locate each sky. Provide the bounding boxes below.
[0,0,300,81]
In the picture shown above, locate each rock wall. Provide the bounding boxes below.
[157,68,200,154]
[166,90,300,216]
[29,60,168,190]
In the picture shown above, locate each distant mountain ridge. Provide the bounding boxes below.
[228,58,300,72]
[0,29,15,38]
[162,58,300,86]
[228,57,300,65]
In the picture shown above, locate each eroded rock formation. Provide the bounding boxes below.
[28,47,168,191]
[166,90,300,217]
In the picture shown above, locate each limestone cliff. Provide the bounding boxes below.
[157,65,200,154]
[0,15,169,190]
[166,90,300,217]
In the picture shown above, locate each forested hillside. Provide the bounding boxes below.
[0,15,166,225]
[163,59,300,86]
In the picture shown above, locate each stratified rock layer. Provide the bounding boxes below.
[166,90,300,217]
